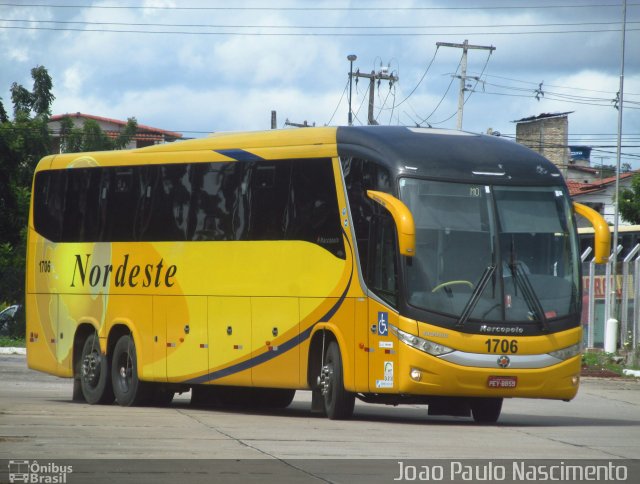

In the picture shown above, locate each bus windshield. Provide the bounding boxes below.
[399,178,580,324]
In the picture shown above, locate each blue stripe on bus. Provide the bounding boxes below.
[215,149,264,162]
[186,230,354,385]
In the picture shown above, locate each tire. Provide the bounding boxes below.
[80,334,114,405]
[470,397,503,423]
[322,341,355,420]
[111,334,149,406]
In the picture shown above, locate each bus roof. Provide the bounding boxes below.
[36,125,564,188]
[336,125,564,187]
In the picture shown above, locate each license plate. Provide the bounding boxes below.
[487,376,517,388]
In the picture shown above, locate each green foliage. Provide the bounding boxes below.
[1,69,52,311]
[0,116,43,308]
[581,351,624,375]
[619,174,640,224]
[60,116,138,153]
[30,66,55,117]
[0,336,26,348]
[1,66,140,318]
[0,98,8,123]
[10,66,55,118]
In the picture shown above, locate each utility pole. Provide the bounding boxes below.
[607,0,627,354]
[436,40,495,130]
[352,67,398,125]
[347,54,357,126]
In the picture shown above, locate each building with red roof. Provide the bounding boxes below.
[48,112,182,152]
[568,172,639,227]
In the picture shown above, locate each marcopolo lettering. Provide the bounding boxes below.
[71,253,177,288]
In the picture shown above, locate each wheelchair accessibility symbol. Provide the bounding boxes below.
[378,311,388,336]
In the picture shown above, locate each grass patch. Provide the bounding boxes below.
[581,351,637,376]
[0,336,25,348]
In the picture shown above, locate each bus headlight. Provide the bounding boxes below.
[393,327,453,356]
[548,343,581,361]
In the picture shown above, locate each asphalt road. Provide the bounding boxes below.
[1,353,639,483]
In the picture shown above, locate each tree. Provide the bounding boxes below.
[9,65,55,119]
[59,116,138,153]
[619,174,640,224]
[0,66,138,337]
[0,68,54,333]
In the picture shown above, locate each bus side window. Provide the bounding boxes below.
[61,169,102,242]
[192,162,248,241]
[247,162,291,240]
[33,170,65,242]
[286,159,344,258]
[104,168,142,241]
[139,164,190,241]
[368,212,399,308]
[341,157,392,280]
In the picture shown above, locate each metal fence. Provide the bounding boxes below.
[582,243,640,351]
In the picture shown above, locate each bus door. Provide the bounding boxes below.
[368,300,399,392]
[366,213,400,392]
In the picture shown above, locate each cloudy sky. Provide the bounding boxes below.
[1,0,639,167]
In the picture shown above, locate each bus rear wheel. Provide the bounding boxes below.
[319,341,355,420]
[470,397,503,423]
[111,334,149,406]
[80,334,114,405]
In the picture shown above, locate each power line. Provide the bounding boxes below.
[476,89,640,109]
[480,80,640,105]
[5,18,640,30]
[325,79,349,126]
[390,47,440,109]
[3,3,638,11]
[415,60,462,126]
[468,72,640,97]
[2,24,639,36]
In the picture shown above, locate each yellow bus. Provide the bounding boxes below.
[579,224,640,260]
[26,126,609,422]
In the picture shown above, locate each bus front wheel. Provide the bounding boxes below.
[470,397,503,423]
[111,334,149,406]
[80,334,115,405]
[319,341,355,420]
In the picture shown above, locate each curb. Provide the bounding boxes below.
[0,347,26,355]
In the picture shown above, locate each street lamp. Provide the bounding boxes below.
[347,54,357,126]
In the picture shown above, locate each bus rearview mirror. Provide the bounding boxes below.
[366,190,416,257]
[573,202,611,264]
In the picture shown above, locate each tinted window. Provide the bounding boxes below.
[341,158,392,278]
[32,159,344,257]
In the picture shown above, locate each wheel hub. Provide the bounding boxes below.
[82,352,100,385]
[317,365,333,396]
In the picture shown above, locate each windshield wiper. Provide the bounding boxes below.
[510,262,549,332]
[456,265,496,328]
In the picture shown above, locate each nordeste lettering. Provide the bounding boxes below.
[71,253,177,288]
